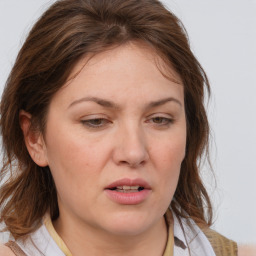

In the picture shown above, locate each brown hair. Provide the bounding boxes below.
[0,0,212,239]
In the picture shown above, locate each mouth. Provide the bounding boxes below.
[105,178,151,192]
[104,178,151,205]
[108,185,145,193]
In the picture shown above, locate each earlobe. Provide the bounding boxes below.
[19,110,48,167]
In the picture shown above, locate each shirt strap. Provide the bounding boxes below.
[43,213,73,256]
[163,209,174,256]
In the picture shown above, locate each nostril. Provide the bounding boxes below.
[118,159,147,168]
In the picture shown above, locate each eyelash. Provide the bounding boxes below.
[81,118,110,128]
[81,116,174,129]
[148,116,174,126]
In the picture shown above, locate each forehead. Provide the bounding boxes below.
[53,42,184,107]
[69,41,181,83]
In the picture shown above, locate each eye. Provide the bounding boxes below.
[81,118,110,128]
[147,116,174,126]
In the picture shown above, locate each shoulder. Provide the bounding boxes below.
[202,228,238,256]
[203,229,256,256]
[0,243,16,256]
[238,244,256,256]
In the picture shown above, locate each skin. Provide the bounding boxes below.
[21,42,187,255]
[238,245,256,256]
[0,245,14,256]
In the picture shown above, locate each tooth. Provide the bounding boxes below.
[115,185,142,191]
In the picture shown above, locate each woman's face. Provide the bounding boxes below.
[40,42,186,236]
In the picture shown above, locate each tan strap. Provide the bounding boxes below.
[203,228,238,256]
[5,241,27,256]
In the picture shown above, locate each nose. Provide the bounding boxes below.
[112,124,149,168]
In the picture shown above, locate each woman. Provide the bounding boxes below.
[0,0,241,255]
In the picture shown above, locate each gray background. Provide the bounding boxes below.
[0,0,255,244]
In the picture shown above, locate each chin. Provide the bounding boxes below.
[105,223,150,237]
[99,210,157,236]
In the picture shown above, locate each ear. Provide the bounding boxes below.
[19,110,48,167]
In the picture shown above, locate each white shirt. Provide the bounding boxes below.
[172,211,216,256]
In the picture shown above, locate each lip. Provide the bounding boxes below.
[105,178,151,190]
[104,178,152,205]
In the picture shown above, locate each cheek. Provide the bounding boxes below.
[151,131,186,169]
[149,132,186,192]
[46,139,104,214]
[44,126,113,202]
[46,125,104,170]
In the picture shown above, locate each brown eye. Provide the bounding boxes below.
[81,118,110,128]
[151,117,173,125]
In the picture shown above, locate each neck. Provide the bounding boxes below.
[53,214,168,256]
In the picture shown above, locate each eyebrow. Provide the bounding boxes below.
[68,96,182,109]
[68,96,117,109]
[146,97,182,109]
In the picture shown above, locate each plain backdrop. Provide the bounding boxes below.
[0,0,255,244]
